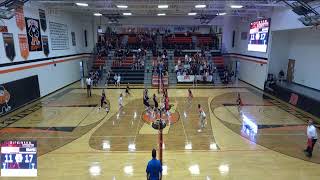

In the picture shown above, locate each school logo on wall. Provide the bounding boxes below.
[15,5,25,31]
[25,17,42,51]
[39,9,47,32]
[2,33,16,61]
[42,35,49,57]
[0,86,11,115]
[18,34,29,60]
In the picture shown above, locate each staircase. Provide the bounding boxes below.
[144,51,153,88]
[101,51,114,86]
[167,51,177,87]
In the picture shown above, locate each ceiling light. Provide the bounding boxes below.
[157,13,166,16]
[76,2,88,7]
[231,5,243,9]
[188,12,197,16]
[217,12,227,16]
[195,4,206,8]
[123,12,132,16]
[94,13,102,16]
[117,5,128,8]
[158,5,169,9]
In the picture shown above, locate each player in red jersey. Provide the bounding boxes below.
[187,88,193,104]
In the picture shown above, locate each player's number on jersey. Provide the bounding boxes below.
[25,154,33,163]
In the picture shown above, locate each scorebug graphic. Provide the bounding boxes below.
[1,140,37,177]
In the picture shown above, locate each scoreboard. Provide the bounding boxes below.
[248,18,271,53]
[1,140,37,177]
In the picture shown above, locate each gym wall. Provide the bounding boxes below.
[0,1,94,96]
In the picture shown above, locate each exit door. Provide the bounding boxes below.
[287,59,295,83]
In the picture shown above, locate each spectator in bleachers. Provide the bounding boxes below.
[175,50,216,84]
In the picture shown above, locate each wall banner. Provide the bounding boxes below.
[2,33,16,61]
[71,32,76,46]
[0,26,8,33]
[18,34,29,60]
[15,5,25,31]
[42,35,49,57]
[39,9,47,32]
[49,22,69,50]
[25,17,42,51]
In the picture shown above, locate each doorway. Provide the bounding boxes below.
[287,59,295,83]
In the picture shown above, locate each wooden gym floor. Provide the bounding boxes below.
[0,81,320,179]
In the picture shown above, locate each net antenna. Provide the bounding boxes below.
[0,0,26,19]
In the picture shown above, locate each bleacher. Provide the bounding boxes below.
[163,36,193,49]
[198,37,213,47]
[92,55,107,70]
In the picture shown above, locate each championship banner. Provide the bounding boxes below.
[42,35,49,57]
[18,34,29,60]
[25,17,42,51]
[2,33,16,61]
[39,9,47,32]
[15,5,25,31]
[0,26,8,33]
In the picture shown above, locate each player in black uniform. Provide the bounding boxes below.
[153,94,159,112]
[143,89,150,111]
[125,83,131,96]
[99,89,109,112]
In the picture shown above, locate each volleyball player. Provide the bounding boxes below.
[99,89,109,112]
[187,88,193,105]
[198,104,206,132]
[125,83,131,96]
[153,94,159,112]
[118,93,123,110]
[236,93,243,114]
[143,89,150,111]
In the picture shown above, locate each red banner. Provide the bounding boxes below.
[289,93,299,105]
[15,5,25,31]
[18,34,29,60]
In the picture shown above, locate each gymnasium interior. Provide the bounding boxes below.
[0,0,320,179]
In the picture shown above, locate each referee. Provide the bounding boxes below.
[86,76,92,97]
[146,149,162,180]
